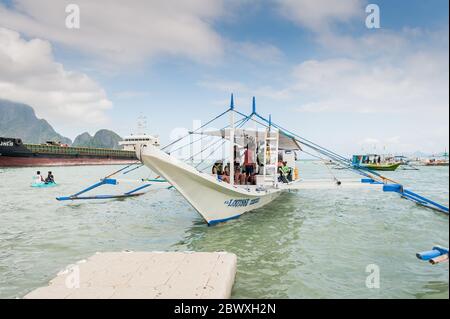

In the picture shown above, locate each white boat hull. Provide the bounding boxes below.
[139,145,282,225]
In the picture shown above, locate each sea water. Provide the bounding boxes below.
[0,162,448,298]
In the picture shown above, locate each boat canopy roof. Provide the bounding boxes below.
[198,128,302,151]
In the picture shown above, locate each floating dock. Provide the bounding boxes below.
[24,251,237,299]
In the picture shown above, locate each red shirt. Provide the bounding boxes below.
[244,149,254,165]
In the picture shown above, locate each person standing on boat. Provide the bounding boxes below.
[244,144,256,185]
[256,144,264,175]
[233,145,242,166]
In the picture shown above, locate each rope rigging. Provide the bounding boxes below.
[300,149,342,185]
[161,108,231,151]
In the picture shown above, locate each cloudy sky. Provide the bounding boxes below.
[0,0,448,155]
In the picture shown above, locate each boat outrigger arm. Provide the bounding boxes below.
[56,162,168,201]
[138,94,448,225]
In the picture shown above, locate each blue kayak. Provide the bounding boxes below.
[31,182,57,188]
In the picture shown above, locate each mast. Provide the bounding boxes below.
[229,94,235,185]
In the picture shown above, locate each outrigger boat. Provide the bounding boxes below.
[138,127,301,225]
[423,151,449,166]
[57,95,448,224]
[352,154,401,171]
[138,97,302,224]
[136,95,448,224]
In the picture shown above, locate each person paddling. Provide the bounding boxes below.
[33,171,44,184]
[45,171,55,184]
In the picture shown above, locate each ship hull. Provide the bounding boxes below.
[0,155,136,167]
[425,162,449,167]
[356,163,402,171]
[0,137,137,167]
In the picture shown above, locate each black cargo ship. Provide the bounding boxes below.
[0,137,137,167]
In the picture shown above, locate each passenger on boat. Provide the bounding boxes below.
[233,145,242,166]
[212,161,230,183]
[222,164,231,183]
[256,145,264,174]
[212,161,223,177]
[233,163,246,185]
[279,162,292,183]
[244,144,256,185]
[45,171,55,184]
[33,171,44,184]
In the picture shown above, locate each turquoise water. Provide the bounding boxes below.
[0,162,448,298]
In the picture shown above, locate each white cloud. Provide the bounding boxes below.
[200,24,449,153]
[276,0,365,32]
[114,91,150,99]
[291,48,449,115]
[358,136,416,154]
[233,41,284,63]
[0,0,224,65]
[198,79,291,101]
[0,28,112,133]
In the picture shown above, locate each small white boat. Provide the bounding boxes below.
[138,105,301,225]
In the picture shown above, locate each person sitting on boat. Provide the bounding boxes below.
[212,160,223,177]
[45,171,55,184]
[212,161,230,183]
[279,162,292,183]
[233,162,246,185]
[222,164,231,183]
[33,171,44,184]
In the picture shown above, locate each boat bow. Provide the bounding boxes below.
[139,145,281,224]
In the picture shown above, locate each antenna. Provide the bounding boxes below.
[137,114,147,135]
[252,96,256,114]
[230,93,234,110]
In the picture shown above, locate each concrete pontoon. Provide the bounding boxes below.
[25,251,237,299]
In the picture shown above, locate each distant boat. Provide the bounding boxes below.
[422,150,449,167]
[119,133,160,151]
[392,155,411,165]
[352,154,401,171]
